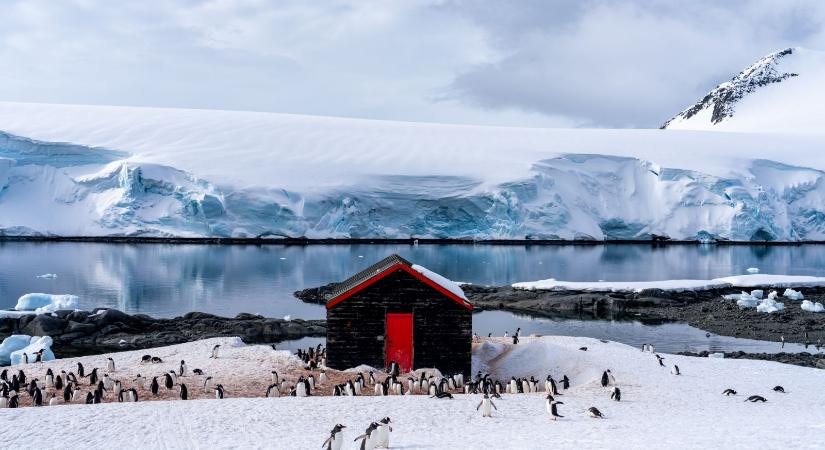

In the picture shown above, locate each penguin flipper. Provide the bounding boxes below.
[353,434,368,441]
[476,401,482,410]
[491,401,497,410]
[322,436,332,447]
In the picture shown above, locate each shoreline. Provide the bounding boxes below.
[0,235,817,245]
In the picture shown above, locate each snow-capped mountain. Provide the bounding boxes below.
[663,47,825,132]
[2,102,825,241]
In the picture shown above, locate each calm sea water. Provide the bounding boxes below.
[1,242,823,352]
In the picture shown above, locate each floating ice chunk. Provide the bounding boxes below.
[801,300,825,313]
[756,298,785,313]
[750,290,764,299]
[783,288,804,300]
[36,273,57,279]
[0,335,32,365]
[10,336,55,365]
[746,267,760,274]
[14,293,79,313]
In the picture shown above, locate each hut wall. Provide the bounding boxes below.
[326,269,471,375]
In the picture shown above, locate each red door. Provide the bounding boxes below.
[385,313,413,373]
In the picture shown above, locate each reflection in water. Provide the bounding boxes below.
[1,242,825,320]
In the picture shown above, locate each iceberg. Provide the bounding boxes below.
[8,335,55,365]
[0,334,32,365]
[801,300,825,313]
[755,298,785,314]
[15,293,79,313]
[783,288,805,300]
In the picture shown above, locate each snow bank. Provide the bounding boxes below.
[9,336,55,365]
[801,300,825,313]
[0,335,31,365]
[14,293,79,313]
[411,264,468,301]
[514,274,825,292]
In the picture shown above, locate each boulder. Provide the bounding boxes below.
[20,314,67,336]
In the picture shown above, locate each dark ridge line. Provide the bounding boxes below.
[0,236,815,246]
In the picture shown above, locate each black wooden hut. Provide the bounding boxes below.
[325,254,472,376]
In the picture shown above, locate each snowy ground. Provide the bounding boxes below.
[2,336,824,449]
[513,273,825,292]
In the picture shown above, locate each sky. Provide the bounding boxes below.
[2,0,825,128]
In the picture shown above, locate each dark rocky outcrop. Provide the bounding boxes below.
[0,309,326,359]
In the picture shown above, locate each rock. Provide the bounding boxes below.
[816,359,825,369]
[53,309,75,319]
[92,309,135,327]
[67,310,91,322]
[20,314,67,336]
[65,321,97,334]
[235,313,263,320]
[183,312,220,320]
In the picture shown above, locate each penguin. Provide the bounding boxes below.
[103,374,114,390]
[48,393,58,406]
[373,417,393,448]
[107,357,115,372]
[353,422,379,450]
[579,347,588,351]
[77,362,85,378]
[508,377,517,394]
[151,356,163,364]
[745,395,767,402]
[150,377,160,396]
[179,383,188,400]
[8,395,19,408]
[296,376,308,397]
[561,375,570,390]
[308,374,316,389]
[369,371,376,385]
[89,368,99,385]
[600,371,609,387]
[85,392,94,404]
[0,395,6,409]
[179,360,188,377]
[164,373,174,390]
[113,380,122,399]
[134,374,145,389]
[431,392,453,399]
[476,393,497,417]
[722,389,737,396]
[215,384,225,399]
[129,388,138,402]
[655,354,665,367]
[671,365,680,376]
[588,406,605,418]
[271,371,279,384]
[546,396,563,421]
[211,344,221,359]
[504,331,509,338]
[141,354,152,363]
[22,353,28,364]
[18,370,26,385]
[45,370,54,389]
[63,384,73,402]
[169,370,178,384]
[32,387,43,406]
[193,369,204,376]
[773,386,786,393]
[319,370,327,385]
[388,361,400,377]
[93,388,103,404]
[203,376,213,393]
[606,370,616,385]
[266,383,280,398]
[323,424,346,450]
[611,386,621,402]
[118,388,128,403]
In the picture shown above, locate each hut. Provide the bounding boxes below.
[325,254,473,376]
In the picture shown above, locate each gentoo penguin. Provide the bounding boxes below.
[55,373,63,390]
[504,331,509,338]
[141,354,152,363]
[781,335,785,348]
[431,392,453,399]
[271,371,279,384]
[8,395,18,408]
[169,370,178,384]
[545,375,558,395]
[45,369,54,388]
[588,406,605,418]
[203,376,213,393]
[151,356,163,364]
[323,424,346,450]
[296,376,308,397]
[103,374,114,390]
[193,369,204,376]
[22,353,28,364]
[134,374,145,389]
[18,370,26,385]
[48,393,58,406]
[63,385,73,402]
[107,357,115,372]
[179,360,188,377]
[32,387,43,406]
[353,422,379,450]
[164,373,174,390]
[579,347,588,351]
[722,389,737,396]
[477,393,497,417]
[266,383,280,398]
[600,371,610,387]
[88,368,99,385]
[561,375,570,390]
[179,383,188,400]
[308,374,316,389]
[319,370,327,385]
[388,361,400,377]
[85,392,94,404]
[773,386,786,393]
[129,388,138,402]
[671,365,680,376]
[211,344,221,359]
[508,377,517,394]
[113,380,122,399]
[373,417,393,448]
[611,386,621,402]
[215,384,225,399]
[606,370,616,385]
[745,395,767,402]
[77,362,85,378]
[655,354,665,367]
[150,377,160,396]
[369,371,376,385]
[546,396,564,421]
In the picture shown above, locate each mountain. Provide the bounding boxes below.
[1,102,825,241]
[663,47,825,132]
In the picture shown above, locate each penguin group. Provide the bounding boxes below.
[351,417,393,450]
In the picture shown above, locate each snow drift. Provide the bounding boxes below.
[2,102,825,239]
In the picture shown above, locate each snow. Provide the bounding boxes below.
[755,297,785,314]
[783,288,805,300]
[14,293,79,313]
[3,103,825,239]
[513,274,825,292]
[800,300,825,313]
[0,334,32,365]
[664,47,825,133]
[3,335,825,449]
[411,263,469,301]
[8,336,55,365]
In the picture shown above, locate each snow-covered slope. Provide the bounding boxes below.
[663,47,825,132]
[3,102,825,240]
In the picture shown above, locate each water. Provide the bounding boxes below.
[2,241,824,352]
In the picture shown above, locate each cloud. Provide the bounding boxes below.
[0,0,823,128]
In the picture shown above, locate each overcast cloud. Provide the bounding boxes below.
[2,0,825,128]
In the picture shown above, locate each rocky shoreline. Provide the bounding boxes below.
[0,309,326,359]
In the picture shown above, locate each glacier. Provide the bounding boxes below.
[1,102,825,240]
